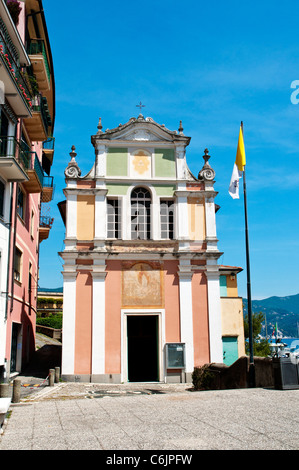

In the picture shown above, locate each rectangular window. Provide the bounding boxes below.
[160,200,174,239]
[17,186,25,220]
[14,248,22,283]
[0,180,4,218]
[107,198,121,238]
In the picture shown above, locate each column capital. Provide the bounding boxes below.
[91,271,107,280]
[178,259,193,280]
[205,262,220,279]
[62,271,77,281]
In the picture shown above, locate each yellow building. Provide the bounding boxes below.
[220,266,245,365]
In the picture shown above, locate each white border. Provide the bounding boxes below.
[121,308,165,383]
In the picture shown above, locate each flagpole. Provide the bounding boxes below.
[241,121,255,387]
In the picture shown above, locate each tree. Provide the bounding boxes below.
[244,311,270,357]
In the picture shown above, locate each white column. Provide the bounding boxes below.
[61,270,77,377]
[95,144,107,178]
[124,185,134,240]
[206,262,223,363]
[150,184,160,240]
[123,192,130,240]
[94,183,108,245]
[65,187,77,239]
[178,259,194,376]
[204,186,218,252]
[175,186,189,248]
[91,261,107,376]
[175,145,187,180]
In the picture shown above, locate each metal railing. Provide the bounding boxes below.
[0,18,32,110]
[0,136,44,187]
[43,137,55,151]
[0,136,30,170]
[42,175,54,188]
[31,151,44,187]
[27,39,50,83]
[31,93,52,135]
[40,215,54,228]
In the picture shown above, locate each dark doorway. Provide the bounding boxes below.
[127,315,159,382]
[11,323,20,373]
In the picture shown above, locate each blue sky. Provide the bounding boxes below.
[38,0,299,300]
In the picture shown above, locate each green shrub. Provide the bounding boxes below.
[36,314,62,329]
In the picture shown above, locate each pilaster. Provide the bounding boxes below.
[175,185,189,249]
[95,143,107,178]
[205,191,219,252]
[175,145,187,179]
[94,181,108,246]
[198,149,219,254]
[64,184,77,240]
[178,259,194,378]
[61,269,77,377]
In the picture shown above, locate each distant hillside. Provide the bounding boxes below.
[38,287,63,293]
[243,294,299,337]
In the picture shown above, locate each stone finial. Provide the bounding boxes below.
[97,117,103,133]
[178,120,184,134]
[70,145,77,160]
[64,145,81,178]
[198,148,215,181]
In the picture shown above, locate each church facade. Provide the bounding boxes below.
[59,114,245,383]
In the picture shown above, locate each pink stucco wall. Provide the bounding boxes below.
[74,270,92,374]
[164,260,180,343]
[6,185,40,368]
[192,261,210,366]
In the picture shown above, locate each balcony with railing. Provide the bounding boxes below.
[23,93,52,141]
[41,175,54,202]
[0,136,46,191]
[22,149,44,193]
[0,136,29,182]
[27,39,50,92]
[39,214,54,242]
[42,136,55,163]
[0,17,32,117]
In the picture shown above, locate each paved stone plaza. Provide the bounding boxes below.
[0,383,298,451]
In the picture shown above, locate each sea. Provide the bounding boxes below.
[270,337,299,350]
[281,338,299,348]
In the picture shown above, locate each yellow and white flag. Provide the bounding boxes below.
[229,125,246,199]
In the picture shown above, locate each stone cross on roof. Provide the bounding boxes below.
[136,101,145,112]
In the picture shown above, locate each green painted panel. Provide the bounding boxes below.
[153,184,175,196]
[107,148,128,176]
[155,149,176,177]
[220,275,227,297]
[222,337,238,366]
[106,183,130,196]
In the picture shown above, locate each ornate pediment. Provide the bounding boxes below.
[116,128,164,142]
[91,115,191,146]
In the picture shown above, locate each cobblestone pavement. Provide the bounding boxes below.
[0,383,298,451]
[1,336,298,451]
